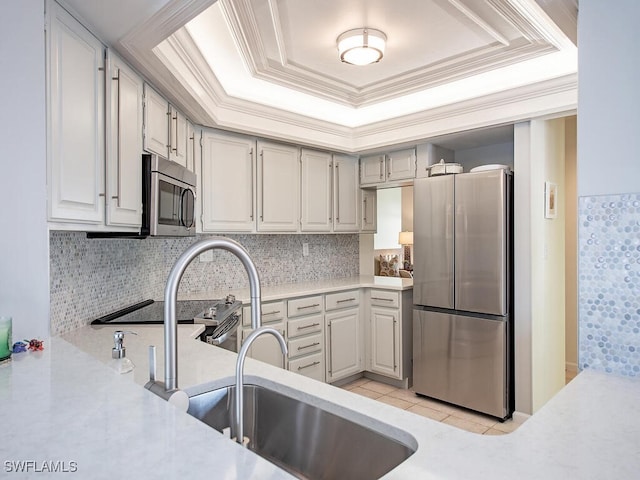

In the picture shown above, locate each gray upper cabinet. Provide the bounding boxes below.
[360,148,416,187]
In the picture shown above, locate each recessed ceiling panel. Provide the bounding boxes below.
[208,0,562,105]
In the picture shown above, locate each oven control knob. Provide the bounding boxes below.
[207,306,217,318]
[225,294,236,304]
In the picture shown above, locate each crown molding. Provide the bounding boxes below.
[155,31,577,152]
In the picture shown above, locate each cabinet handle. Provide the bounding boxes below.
[166,111,172,149]
[297,303,320,310]
[371,297,394,302]
[388,155,392,177]
[298,342,320,351]
[329,162,333,222]
[379,158,384,179]
[171,114,178,152]
[335,162,340,222]
[263,310,281,316]
[260,150,264,221]
[328,322,332,374]
[393,319,397,371]
[363,197,368,223]
[250,147,254,221]
[298,360,320,371]
[112,71,122,207]
[337,298,356,303]
[297,322,320,330]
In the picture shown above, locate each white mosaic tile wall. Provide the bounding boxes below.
[579,193,640,377]
[50,232,359,335]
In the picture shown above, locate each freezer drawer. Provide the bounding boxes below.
[412,309,508,418]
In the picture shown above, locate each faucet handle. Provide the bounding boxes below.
[148,345,156,382]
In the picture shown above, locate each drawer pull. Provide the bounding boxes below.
[298,342,320,351]
[371,297,394,302]
[263,310,281,316]
[297,322,320,331]
[297,303,320,310]
[298,361,320,371]
[337,298,356,303]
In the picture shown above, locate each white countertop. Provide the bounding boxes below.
[179,275,413,303]
[2,321,639,479]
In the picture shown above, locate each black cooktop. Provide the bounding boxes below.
[91,299,216,325]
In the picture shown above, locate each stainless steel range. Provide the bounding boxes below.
[91,295,242,352]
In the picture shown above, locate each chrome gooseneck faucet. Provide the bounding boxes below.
[233,326,287,445]
[145,237,263,407]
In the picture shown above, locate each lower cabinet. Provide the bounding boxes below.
[325,290,362,383]
[287,316,324,382]
[286,296,325,382]
[241,301,286,369]
[238,287,410,387]
[367,289,413,385]
[241,321,286,369]
[370,307,400,378]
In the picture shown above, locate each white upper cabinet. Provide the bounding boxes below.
[386,148,416,182]
[301,150,359,233]
[301,149,332,232]
[186,121,196,173]
[360,154,386,186]
[257,140,299,232]
[105,52,143,227]
[142,84,169,158]
[360,148,416,186]
[201,130,256,232]
[168,105,188,167]
[47,2,105,224]
[333,154,360,232]
[361,189,377,232]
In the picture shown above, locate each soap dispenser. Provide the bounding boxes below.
[109,330,136,374]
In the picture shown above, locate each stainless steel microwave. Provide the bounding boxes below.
[142,154,196,237]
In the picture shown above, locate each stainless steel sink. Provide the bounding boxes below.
[188,383,416,479]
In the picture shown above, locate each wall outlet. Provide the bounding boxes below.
[302,243,309,257]
[200,250,214,262]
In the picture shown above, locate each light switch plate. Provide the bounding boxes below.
[302,243,309,257]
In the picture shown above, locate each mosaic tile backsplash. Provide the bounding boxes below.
[579,193,640,377]
[50,232,359,335]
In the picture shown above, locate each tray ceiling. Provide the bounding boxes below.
[61,0,578,150]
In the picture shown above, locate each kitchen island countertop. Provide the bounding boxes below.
[1,322,639,479]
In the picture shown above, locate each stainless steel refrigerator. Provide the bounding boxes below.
[412,168,513,419]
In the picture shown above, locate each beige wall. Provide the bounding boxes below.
[514,117,569,415]
[564,117,578,372]
[530,118,567,412]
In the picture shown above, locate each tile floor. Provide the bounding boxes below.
[341,369,579,436]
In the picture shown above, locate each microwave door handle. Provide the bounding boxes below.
[179,188,195,228]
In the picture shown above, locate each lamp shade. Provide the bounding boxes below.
[398,231,413,245]
[337,28,386,66]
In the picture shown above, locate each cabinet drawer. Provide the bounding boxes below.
[288,332,323,359]
[288,351,324,382]
[288,295,323,318]
[288,313,323,339]
[370,290,399,308]
[242,300,285,326]
[325,290,360,311]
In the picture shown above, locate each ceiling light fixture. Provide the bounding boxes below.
[337,28,386,66]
